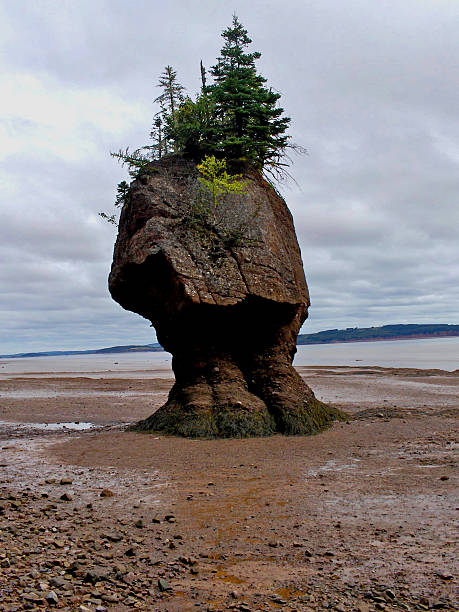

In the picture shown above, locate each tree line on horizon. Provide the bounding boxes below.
[297,323,459,345]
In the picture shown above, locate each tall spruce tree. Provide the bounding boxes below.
[106,16,296,226]
[154,66,185,153]
[206,15,291,169]
[154,65,185,117]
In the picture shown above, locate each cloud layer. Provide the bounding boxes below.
[1,0,458,353]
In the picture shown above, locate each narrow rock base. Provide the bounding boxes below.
[135,402,276,438]
[133,379,345,439]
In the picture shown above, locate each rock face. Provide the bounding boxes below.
[109,155,342,437]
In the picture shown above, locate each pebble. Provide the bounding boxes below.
[45,590,59,605]
[50,576,69,588]
[100,488,114,497]
[103,531,123,542]
[84,567,110,585]
[158,577,171,592]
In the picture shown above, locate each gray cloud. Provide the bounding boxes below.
[0,0,458,353]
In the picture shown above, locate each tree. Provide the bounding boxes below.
[154,65,185,118]
[205,15,291,170]
[170,95,217,158]
[197,154,246,209]
[150,115,165,159]
[99,180,130,225]
[154,65,185,153]
[104,16,297,225]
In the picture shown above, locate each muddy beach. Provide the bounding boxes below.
[0,364,457,611]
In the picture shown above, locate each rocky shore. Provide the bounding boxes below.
[0,365,457,611]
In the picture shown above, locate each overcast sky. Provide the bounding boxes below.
[1,0,458,354]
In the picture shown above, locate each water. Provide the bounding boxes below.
[0,336,457,376]
[294,336,459,371]
[0,420,95,431]
[0,351,172,378]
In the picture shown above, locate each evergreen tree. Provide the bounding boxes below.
[105,16,297,226]
[170,95,217,158]
[154,65,185,117]
[205,15,291,169]
[99,180,130,225]
[150,114,165,158]
[154,65,186,153]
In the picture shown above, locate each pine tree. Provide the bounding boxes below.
[154,65,185,117]
[106,17,297,229]
[206,15,291,169]
[150,114,165,158]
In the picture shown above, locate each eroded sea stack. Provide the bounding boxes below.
[109,155,342,437]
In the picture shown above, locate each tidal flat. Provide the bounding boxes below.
[0,364,457,611]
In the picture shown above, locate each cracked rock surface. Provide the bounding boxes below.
[109,155,342,437]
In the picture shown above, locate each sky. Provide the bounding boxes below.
[1,0,458,354]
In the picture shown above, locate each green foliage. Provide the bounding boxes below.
[154,65,185,118]
[180,155,255,260]
[98,211,117,225]
[109,147,155,178]
[153,65,186,155]
[196,155,246,208]
[99,179,131,225]
[116,15,295,172]
[204,15,291,169]
[115,180,130,207]
[105,15,298,225]
[162,15,293,173]
[166,95,216,158]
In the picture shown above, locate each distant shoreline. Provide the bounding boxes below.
[1,324,458,359]
[298,332,459,345]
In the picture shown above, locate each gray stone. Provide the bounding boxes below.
[45,591,59,605]
[158,577,171,592]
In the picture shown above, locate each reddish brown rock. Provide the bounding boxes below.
[109,155,342,437]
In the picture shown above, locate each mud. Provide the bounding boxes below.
[0,365,457,611]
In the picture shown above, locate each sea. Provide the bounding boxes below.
[0,336,458,376]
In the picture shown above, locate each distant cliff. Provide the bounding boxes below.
[297,324,459,345]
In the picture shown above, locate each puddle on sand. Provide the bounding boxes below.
[306,457,361,477]
[0,390,161,399]
[0,420,96,431]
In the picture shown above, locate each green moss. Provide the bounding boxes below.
[131,391,347,439]
[132,402,276,439]
[214,406,275,438]
[276,399,347,436]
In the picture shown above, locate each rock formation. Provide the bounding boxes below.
[109,155,342,437]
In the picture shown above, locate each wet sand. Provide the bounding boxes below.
[0,366,457,611]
